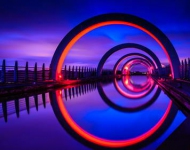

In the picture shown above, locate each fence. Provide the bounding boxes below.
[0,60,101,84]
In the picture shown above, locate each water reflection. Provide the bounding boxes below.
[50,76,180,149]
[0,93,49,122]
[0,76,186,149]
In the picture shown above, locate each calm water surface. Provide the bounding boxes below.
[0,76,186,150]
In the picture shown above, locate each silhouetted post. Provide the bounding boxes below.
[42,63,45,81]
[34,63,37,82]
[75,66,78,79]
[79,85,82,96]
[94,68,97,77]
[68,88,71,99]
[72,66,74,79]
[15,98,19,118]
[78,66,81,79]
[2,101,8,122]
[188,58,190,79]
[14,61,18,83]
[185,59,188,79]
[72,87,75,98]
[1,59,6,83]
[76,86,78,97]
[64,65,67,79]
[181,60,184,79]
[25,62,29,82]
[42,93,46,108]
[34,95,38,111]
[68,66,71,79]
[25,96,30,114]
[64,89,67,100]
[87,67,89,78]
[81,67,84,78]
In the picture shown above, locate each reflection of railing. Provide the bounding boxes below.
[0,93,49,122]
[62,83,97,100]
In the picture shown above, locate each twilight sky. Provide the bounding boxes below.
[0,0,190,68]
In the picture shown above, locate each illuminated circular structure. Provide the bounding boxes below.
[113,52,157,75]
[50,13,180,80]
[121,58,152,75]
[97,43,163,77]
[50,88,177,149]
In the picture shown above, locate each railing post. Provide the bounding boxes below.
[188,58,190,80]
[25,62,29,82]
[81,67,84,78]
[42,63,45,81]
[75,66,78,79]
[185,59,188,79]
[72,66,74,79]
[68,66,71,79]
[64,65,67,80]
[78,66,81,79]
[181,60,184,79]
[1,59,6,83]
[34,62,37,82]
[14,61,18,83]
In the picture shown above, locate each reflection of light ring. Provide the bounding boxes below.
[114,78,154,99]
[97,82,161,112]
[50,13,180,80]
[122,76,151,93]
[54,90,173,148]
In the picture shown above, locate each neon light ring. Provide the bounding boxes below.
[50,89,177,149]
[50,13,179,148]
[97,43,163,78]
[50,13,180,80]
[113,52,158,76]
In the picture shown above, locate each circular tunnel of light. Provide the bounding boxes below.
[50,89,177,149]
[113,52,157,76]
[50,13,180,80]
[121,58,153,75]
[97,43,163,77]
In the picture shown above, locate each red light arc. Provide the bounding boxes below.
[55,90,172,148]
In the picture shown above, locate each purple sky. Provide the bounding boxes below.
[0,0,190,68]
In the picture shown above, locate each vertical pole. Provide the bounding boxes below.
[2,101,8,122]
[34,94,38,111]
[15,98,19,118]
[181,60,184,79]
[185,59,188,79]
[78,66,81,79]
[25,62,29,82]
[42,93,46,108]
[25,96,30,114]
[64,65,67,80]
[1,59,6,83]
[188,58,190,80]
[81,67,84,78]
[14,61,18,83]
[68,66,71,79]
[75,66,78,79]
[34,62,37,82]
[42,63,45,81]
[72,66,74,79]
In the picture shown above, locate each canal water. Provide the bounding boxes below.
[0,76,186,150]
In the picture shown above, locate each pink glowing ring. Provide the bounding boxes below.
[51,90,175,148]
[50,13,180,80]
